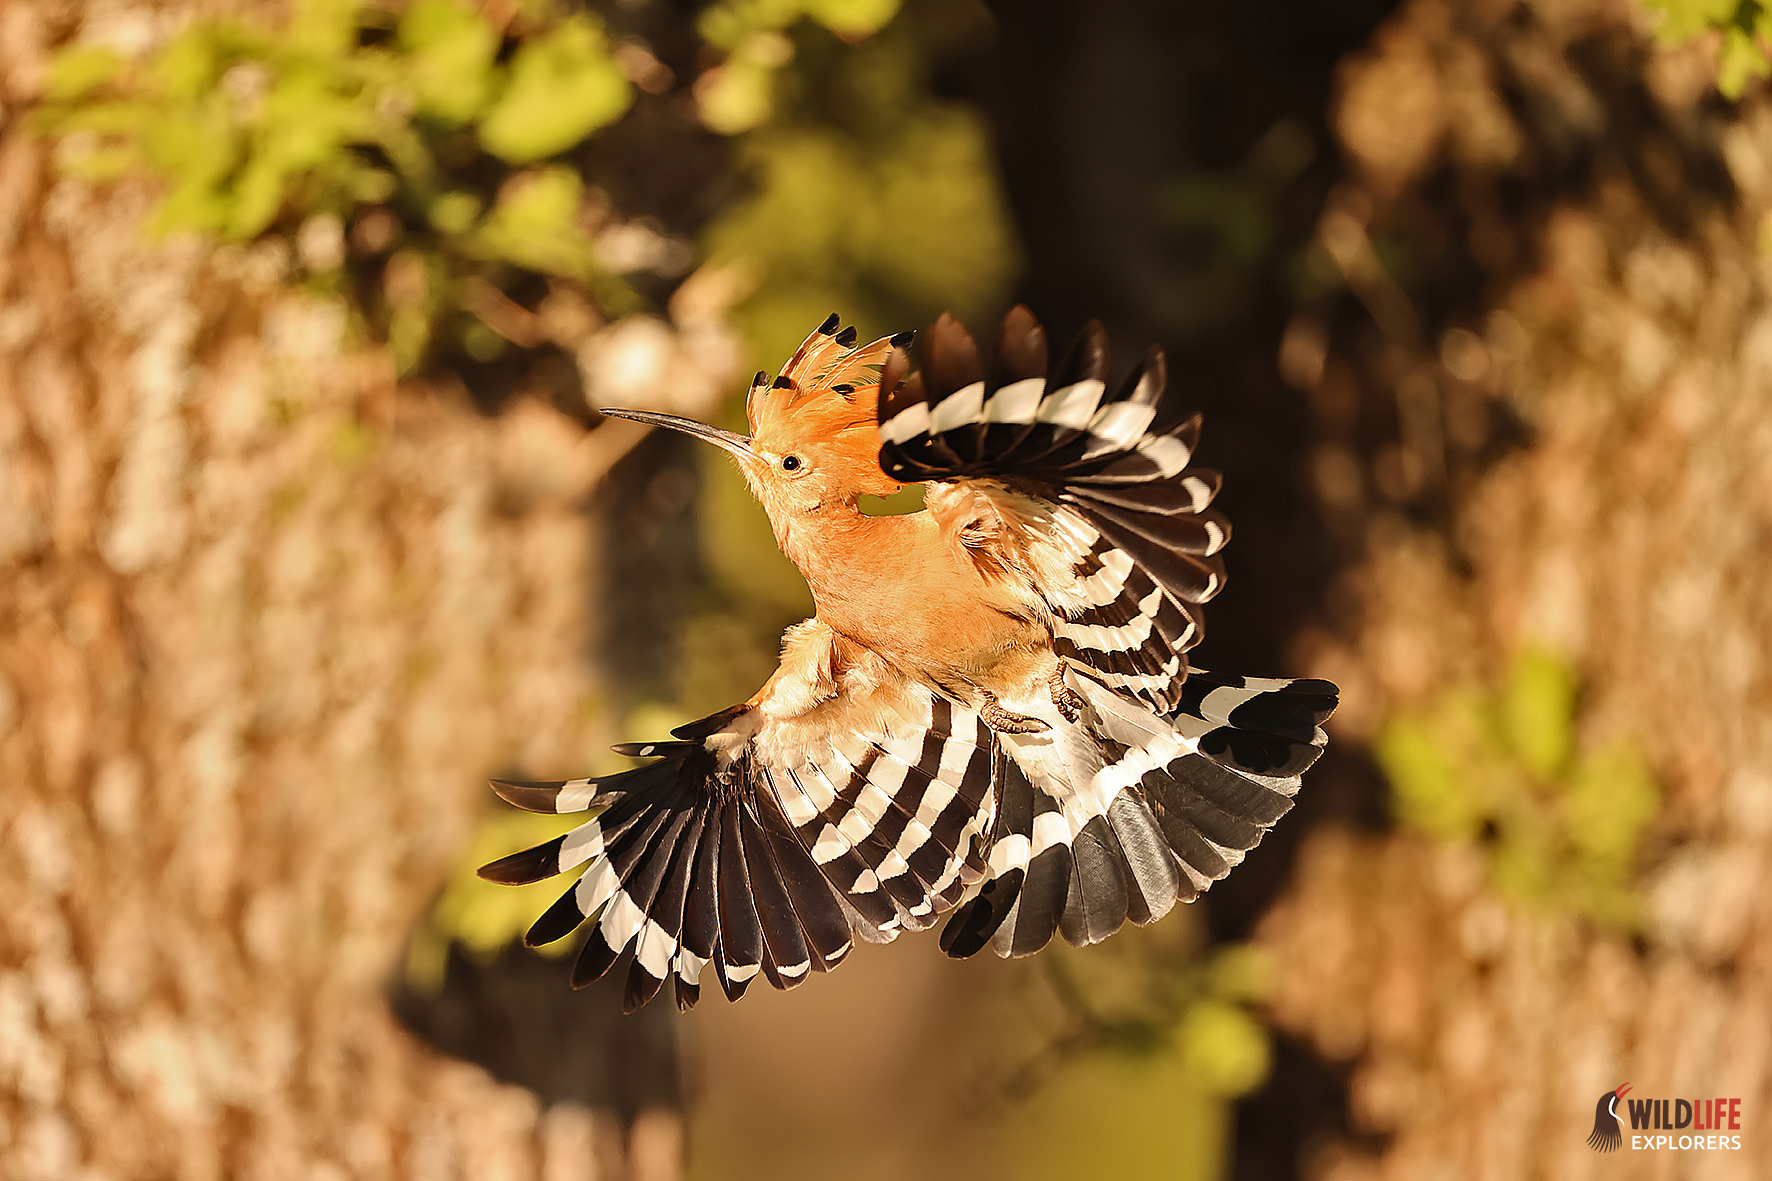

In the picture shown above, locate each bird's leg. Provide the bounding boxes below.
[977,689,1048,734]
[1049,667,1084,723]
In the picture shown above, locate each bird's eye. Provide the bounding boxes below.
[781,454,802,472]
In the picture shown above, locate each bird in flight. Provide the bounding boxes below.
[479,308,1338,1011]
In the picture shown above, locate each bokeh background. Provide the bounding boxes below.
[3,0,1771,1177]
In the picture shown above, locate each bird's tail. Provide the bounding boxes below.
[939,668,1336,958]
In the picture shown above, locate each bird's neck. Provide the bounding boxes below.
[776,502,895,580]
[775,506,929,627]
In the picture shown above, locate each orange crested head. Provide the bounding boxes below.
[598,314,910,531]
[742,313,909,501]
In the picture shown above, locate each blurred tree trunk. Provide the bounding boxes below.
[0,4,686,1177]
[1252,0,1772,1177]
[980,0,1772,1176]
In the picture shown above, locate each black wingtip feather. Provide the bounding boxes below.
[672,705,749,740]
[570,933,622,989]
[1009,846,1071,956]
[489,778,585,814]
[922,312,984,399]
[611,740,696,758]
[624,961,666,1012]
[1199,726,1324,779]
[1116,345,1167,408]
[1053,320,1110,390]
[527,883,592,948]
[993,305,1048,385]
[477,835,566,885]
[940,874,1021,958]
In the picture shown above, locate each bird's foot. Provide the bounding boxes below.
[1050,669,1084,723]
[978,690,1048,734]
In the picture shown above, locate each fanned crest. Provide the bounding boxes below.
[479,310,1338,1009]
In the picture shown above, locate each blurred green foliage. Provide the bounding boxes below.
[1032,930,1275,1099]
[36,0,932,378]
[996,929,1275,1181]
[695,0,905,133]
[41,0,636,373]
[702,7,1015,365]
[1376,648,1661,927]
[1645,0,1772,98]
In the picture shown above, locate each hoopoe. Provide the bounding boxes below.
[479,308,1338,1012]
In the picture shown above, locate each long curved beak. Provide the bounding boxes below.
[599,407,753,459]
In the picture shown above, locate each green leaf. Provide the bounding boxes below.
[1177,999,1271,1098]
[290,0,360,57]
[1719,24,1771,98]
[478,17,631,163]
[45,45,126,101]
[1499,648,1576,778]
[1376,708,1481,840]
[151,26,228,102]
[348,167,399,204]
[1564,742,1660,871]
[1645,0,1746,41]
[429,190,482,235]
[227,154,292,238]
[697,57,776,134]
[804,0,902,39]
[398,0,499,125]
[472,166,596,277]
[1206,944,1274,1004]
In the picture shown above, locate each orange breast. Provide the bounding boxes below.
[789,510,1051,692]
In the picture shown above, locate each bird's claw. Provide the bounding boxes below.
[1050,670,1083,723]
[979,691,1048,734]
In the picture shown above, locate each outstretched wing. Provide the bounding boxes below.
[875,308,1227,713]
[477,621,1002,1011]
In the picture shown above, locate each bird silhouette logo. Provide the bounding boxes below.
[1588,1083,1632,1152]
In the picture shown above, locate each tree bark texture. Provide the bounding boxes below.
[1254,0,1772,1176]
[0,5,700,1177]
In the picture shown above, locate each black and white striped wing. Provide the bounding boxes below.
[938,668,1339,959]
[876,308,1228,713]
[477,690,1003,1011]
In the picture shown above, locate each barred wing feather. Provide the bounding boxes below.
[477,678,1001,1012]
[877,309,1229,713]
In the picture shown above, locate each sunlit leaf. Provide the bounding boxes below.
[1376,709,1480,840]
[45,45,126,101]
[1177,999,1271,1098]
[805,0,902,39]
[429,190,482,235]
[472,166,596,277]
[1718,25,1771,98]
[478,17,631,163]
[290,0,360,57]
[399,0,499,124]
[228,155,292,238]
[1564,742,1660,870]
[1499,648,1576,778]
[151,26,229,102]
[697,58,776,134]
